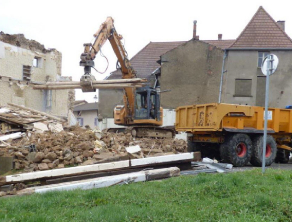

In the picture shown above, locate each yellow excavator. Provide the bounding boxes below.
[79,17,173,138]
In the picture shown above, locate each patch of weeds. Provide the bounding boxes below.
[274,174,285,181]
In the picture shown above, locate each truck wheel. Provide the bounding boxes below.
[275,149,290,163]
[250,135,277,166]
[221,134,252,167]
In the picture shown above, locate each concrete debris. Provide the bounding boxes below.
[126,145,141,154]
[33,122,49,133]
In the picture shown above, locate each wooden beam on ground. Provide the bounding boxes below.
[33,83,143,90]
[0,153,194,185]
[7,103,65,122]
[17,167,180,195]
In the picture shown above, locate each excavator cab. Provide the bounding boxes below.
[134,87,161,121]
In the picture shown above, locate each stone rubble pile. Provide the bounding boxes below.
[0,105,187,174]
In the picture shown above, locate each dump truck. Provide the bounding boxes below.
[175,103,292,167]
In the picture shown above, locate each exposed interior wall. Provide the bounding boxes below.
[160,40,224,108]
[98,89,124,118]
[222,50,292,108]
[0,34,73,117]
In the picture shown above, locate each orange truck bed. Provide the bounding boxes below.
[175,103,292,134]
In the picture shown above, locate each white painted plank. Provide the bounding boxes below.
[131,152,194,167]
[6,160,130,183]
[0,108,10,114]
[0,132,23,141]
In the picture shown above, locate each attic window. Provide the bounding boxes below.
[33,57,42,68]
[258,52,270,68]
[22,65,31,81]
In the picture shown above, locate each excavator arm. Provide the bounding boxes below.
[79,17,137,123]
[80,17,136,82]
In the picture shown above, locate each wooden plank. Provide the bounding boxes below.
[33,83,143,90]
[131,153,194,167]
[2,160,130,184]
[17,167,180,195]
[8,103,65,122]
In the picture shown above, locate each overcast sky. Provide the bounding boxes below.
[1,0,291,102]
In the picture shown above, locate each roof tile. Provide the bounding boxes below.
[229,6,292,49]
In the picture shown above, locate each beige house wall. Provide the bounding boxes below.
[74,110,98,129]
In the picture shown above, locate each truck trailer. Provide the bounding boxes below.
[175,103,292,167]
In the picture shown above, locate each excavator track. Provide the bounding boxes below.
[106,126,175,139]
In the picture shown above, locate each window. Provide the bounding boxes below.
[33,57,42,68]
[22,65,31,81]
[258,52,270,67]
[46,90,52,108]
[234,79,252,97]
[77,118,83,127]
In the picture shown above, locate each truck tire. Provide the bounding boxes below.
[275,149,290,163]
[250,135,277,166]
[221,134,252,167]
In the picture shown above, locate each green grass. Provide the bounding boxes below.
[1,169,292,221]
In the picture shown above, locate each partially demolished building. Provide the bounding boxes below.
[0,32,74,117]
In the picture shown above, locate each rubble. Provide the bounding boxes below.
[0,105,187,175]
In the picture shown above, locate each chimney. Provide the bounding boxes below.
[218,34,222,40]
[193,20,199,40]
[277,21,285,31]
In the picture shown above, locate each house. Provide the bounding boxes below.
[73,102,99,129]
[0,32,74,117]
[161,6,292,109]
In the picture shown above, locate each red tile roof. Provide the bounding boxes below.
[107,41,185,79]
[229,6,292,49]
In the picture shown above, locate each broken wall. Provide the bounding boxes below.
[0,32,73,117]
